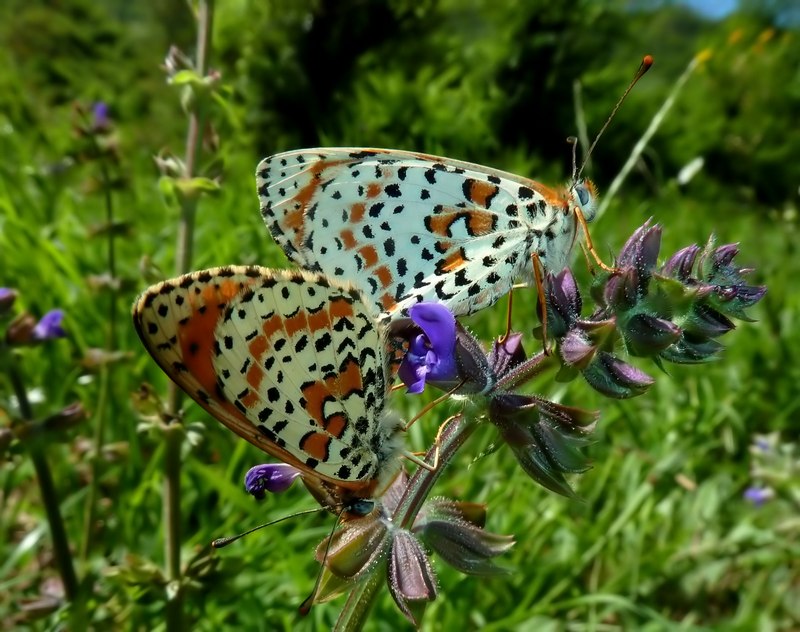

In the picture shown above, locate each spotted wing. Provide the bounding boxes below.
[257,148,580,321]
[133,266,400,490]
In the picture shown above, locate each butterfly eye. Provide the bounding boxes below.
[573,181,597,222]
[577,185,590,207]
[348,499,376,516]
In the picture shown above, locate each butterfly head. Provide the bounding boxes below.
[570,179,598,223]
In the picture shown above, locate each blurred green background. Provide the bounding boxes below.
[0,0,797,629]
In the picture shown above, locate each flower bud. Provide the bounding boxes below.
[487,333,525,378]
[0,288,17,315]
[661,244,700,281]
[624,313,682,356]
[560,329,597,369]
[659,334,722,364]
[582,352,654,399]
[683,304,735,338]
[5,313,37,345]
[388,530,438,626]
[617,221,662,276]
[318,513,391,579]
[603,267,641,310]
[544,268,582,337]
[490,394,597,496]
[418,499,514,576]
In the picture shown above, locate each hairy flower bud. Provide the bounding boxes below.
[624,313,682,356]
[582,352,654,399]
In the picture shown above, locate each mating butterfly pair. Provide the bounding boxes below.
[133,148,598,512]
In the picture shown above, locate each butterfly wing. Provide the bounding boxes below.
[133,266,401,492]
[257,148,580,321]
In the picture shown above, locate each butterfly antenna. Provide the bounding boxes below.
[568,136,579,183]
[298,505,348,616]
[574,55,654,185]
[211,507,326,549]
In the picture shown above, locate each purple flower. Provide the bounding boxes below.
[743,486,774,507]
[92,102,110,130]
[398,303,458,393]
[32,310,66,341]
[754,437,772,453]
[244,463,301,500]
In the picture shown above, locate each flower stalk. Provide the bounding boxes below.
[162,3,215,630]
[7,352,79,601]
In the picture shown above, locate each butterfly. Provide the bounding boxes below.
[256,148,597,322]
[132,266,403,514]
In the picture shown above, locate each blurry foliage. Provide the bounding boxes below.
[2,0,797,206]
[0,0,798,629]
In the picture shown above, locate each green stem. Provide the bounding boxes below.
[164,3,214,629]
[8,353,79,601]
[333,569,384,632]
[334,413,480,631]
[81,132,118,562]
[394,412,478,528]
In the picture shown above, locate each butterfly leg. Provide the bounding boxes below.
[576,208,617,273]
[402,380,465,432]
[498,287,515,345]
[531,252,552,356]
[403,413,461,472]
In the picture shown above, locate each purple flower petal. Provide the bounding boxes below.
[409,303,456,370]
[398,334,431,394]
[398,303,458,393]
[244,463,301,499]
[743,486,773,507]
[32,310,66,341]
[92,102,110,129]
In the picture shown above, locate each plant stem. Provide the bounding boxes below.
[333,569,384,632]
[394,412,478,528]
[81,138,117,562]
[163,3,214,629]
[334,413,480,631]
[8,353,79,601]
